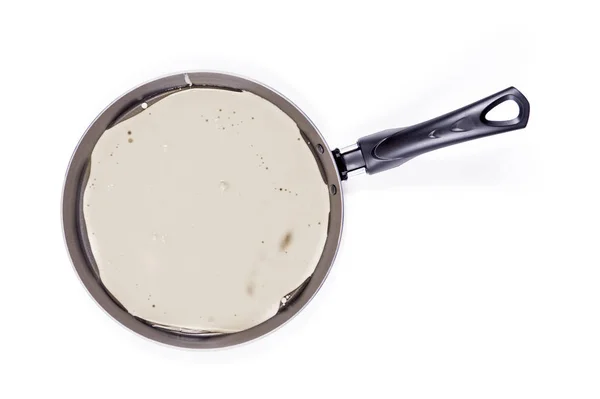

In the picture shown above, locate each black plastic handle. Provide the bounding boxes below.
[337,87,530,177]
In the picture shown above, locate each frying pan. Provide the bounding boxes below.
[62,71,530,348]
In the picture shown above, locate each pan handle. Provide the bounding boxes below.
[333,87,530,179]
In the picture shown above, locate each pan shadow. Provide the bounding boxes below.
[342,143,532,195]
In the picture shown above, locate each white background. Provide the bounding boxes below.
[2,1,599,398]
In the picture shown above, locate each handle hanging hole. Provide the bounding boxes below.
[484,99,520,122]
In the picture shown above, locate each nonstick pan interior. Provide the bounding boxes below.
[63,72,344,348]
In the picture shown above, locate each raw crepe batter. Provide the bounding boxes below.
[83,88,330,333]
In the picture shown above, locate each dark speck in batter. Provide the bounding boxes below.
[280,231,293,251]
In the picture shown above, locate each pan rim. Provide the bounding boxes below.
[61,70,344,348]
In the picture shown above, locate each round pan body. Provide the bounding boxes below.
[62,72,344,348]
